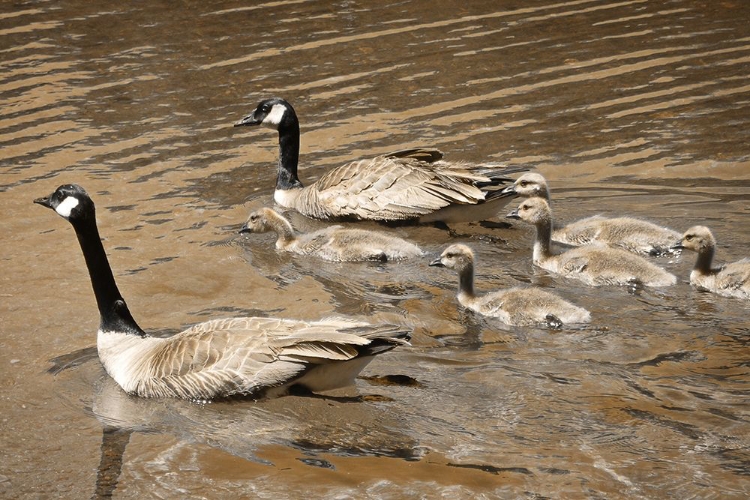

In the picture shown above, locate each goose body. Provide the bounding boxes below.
[503,173,680,256]
[507,198,677,287]
[35,184,409,400]
[672,225,750,299]
[234,98,524,223]
[239,207,423,262]
[430,244,590,327]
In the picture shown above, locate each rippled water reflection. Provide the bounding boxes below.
[2,0,749,498]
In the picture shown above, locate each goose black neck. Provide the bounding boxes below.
[277,120,303,191]
[458,263,475,298]
[72,218,146,337]
[695,246,715,274]
[534,218,553,258]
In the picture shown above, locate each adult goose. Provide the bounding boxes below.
[507,197,676,287]
[430,244,590,327]
[502,172,680,256]
[34,184,410,400]
[672,225,750,299]
[233,97,524,223]
[239,207,423,262]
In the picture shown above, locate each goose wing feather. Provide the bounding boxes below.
[129,317,406,399]
[304,156,493,220]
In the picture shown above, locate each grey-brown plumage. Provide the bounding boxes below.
[507,197,676,287]
[430,244,590,327]
[35,184,410,401]
[673,225,750,299]
[503,172,680,256]
[233,98,524,223]
[239,207,423,262]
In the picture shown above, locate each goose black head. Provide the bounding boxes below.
[34,184,95,223]
[234,97,297,131]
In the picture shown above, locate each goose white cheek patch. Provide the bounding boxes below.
[55,196,79,217]
[262,104,286,127]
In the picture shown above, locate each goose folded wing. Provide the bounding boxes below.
[313,157,489,220]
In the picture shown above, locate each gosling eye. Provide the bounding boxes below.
[519,181,528,187]
[250,215,258,222]
[685,235,694,241]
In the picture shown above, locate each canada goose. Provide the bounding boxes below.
[507,198,676,287]
[239,207,424,262]
[502,172,680,256]
[34,184,410,400]
[672,225,750,299]
[430,244,590,327]
[233,97,525,224]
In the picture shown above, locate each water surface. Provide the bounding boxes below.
[1,0,749,498]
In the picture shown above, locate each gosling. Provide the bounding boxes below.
[430,244,590,327]
[503,172,680,256]
[672,225,750,299]
[507,198,676,287]
[239,207,424,262]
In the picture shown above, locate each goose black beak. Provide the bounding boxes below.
[34,195,53,209]
[506,208,521,219]
[670,242,685,251]
[429,257,444,267]
[500,184,517,196]
[238,224,251,234]
[233,114,262,127]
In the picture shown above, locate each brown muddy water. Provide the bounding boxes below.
[1,0,749,498]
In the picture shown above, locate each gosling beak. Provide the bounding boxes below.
[506,208,521,219]
[233,113,262,127]
[34,195,53,209]
[238,223,251,234]
[670,241,685,251]
[500,184,517,196]
[429,256,445,267]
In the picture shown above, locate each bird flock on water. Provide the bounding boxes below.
[35,98,749,401]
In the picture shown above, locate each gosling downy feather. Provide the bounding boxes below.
[430,244,590,327]
[507,197,676,287]
[672,225,750,299]
[233,97,525,224]
[503,172,681,256]
[239,207,423,262]
[35,184,410,400]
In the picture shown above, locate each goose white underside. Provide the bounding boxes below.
[264,355,375,398]
[274,188,300,208]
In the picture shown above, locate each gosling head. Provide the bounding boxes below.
[501,172,550,199]
[506,197,551,225]
[234,97,297,131]
[34,184,95,224]
[430,244,475,272]
[239,208,277,235]
[672,226,716,254]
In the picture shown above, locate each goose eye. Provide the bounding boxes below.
[685,235,693,241]
[250,215,258,222]
[261,105,270,113]
[519,181,528,187]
